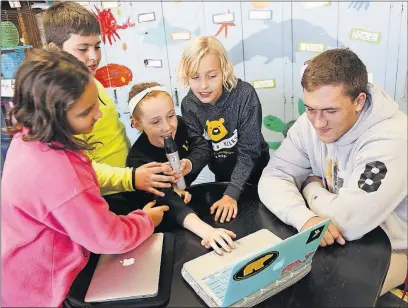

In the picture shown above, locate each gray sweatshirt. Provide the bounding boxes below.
[181,79,270,200]
[259,83,407,250]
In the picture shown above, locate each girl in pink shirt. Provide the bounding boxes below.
[1,49,168,307]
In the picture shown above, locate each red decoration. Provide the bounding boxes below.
[215,10,235,38]
[280,252,314,277]
[95,64,133,88]
[215,21,235,38]
[93,6,135,45]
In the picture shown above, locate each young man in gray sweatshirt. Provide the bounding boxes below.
[259,48,407,296]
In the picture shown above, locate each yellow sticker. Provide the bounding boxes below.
[252,79,276,89]
[298,41,325,53]
[350,28,381,44]
[233,252,279,280]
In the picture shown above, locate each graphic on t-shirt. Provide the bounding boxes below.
[325,159,344,194]
[181,139,189,152]
[358,161,387,193]
[326,159,334,191]
[206,118,229,142]
[333,162,344,194]
[205,118,239,152]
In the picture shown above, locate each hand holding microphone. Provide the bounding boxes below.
[164,135,187,190]
[179,159,192,177]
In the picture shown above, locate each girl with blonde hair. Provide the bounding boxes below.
[178,36,270,224]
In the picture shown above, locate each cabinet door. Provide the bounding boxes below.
[161,1,214,185]
[191,2,246,185]
[161,1,204,115]
[240,1,289,151]
[383,2,405,101]
[202,1,245,79]
[85,1,172,143]
[394,2,407,114]
[338,2,391,89]
[291,2,339,121]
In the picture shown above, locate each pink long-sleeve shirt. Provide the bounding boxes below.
[1,130,154,307]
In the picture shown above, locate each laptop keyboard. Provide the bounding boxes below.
[201,266,233,301]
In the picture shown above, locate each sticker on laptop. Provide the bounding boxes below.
[306,225,325,244]
[233,251,279,281]
[280,251,314,277]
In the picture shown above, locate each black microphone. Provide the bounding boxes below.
[164,135,186,190]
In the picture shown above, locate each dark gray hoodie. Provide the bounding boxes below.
[181,79,270,200]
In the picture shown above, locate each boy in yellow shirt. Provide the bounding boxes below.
[43,2,175,213]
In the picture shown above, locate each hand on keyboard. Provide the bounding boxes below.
[201,228,236,255]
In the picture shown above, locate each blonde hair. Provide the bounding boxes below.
[178,36,237,91]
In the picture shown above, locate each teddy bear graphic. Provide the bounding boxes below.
[206,118,229,142]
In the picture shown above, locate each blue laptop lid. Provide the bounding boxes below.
[222,218,331,306]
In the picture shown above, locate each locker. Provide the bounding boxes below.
[161,1,215,185]
[338,2,391,89]
[85,1,172,143]
[291,1,339,121]
[240,1,289,151]
[161,1,204,115]
[190,2,246,185]
[202,2,245,79]
[384,2,405,100]
[76,1,407,184]
[395,2,407,114]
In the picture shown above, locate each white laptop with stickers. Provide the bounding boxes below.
[182,219,330,307]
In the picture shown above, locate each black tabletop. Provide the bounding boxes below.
[70,182,391,308]
[166,182,391,307]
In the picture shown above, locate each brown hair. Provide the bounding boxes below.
[43,1,101,47]
[128,82,171,119]
[5,49,93,151]
[301,48,368,100]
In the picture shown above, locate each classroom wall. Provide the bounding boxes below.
[80,1,407,150]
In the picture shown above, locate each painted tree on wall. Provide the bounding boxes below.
[263,98,306,150]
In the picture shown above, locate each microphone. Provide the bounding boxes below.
[164,135,186,190]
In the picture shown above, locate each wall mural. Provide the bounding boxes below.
[139,19,201,47]
[85,1,406,150]
[263,98,306,150]
[348,1,370,11]
[215,10,235,38]
[228,19,340,66]
[95,64,133,88]
[93,6,135,45]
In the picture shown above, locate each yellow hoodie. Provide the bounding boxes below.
[78,79,134,195]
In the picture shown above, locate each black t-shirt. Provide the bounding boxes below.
[125,116,196,226]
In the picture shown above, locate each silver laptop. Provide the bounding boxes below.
[85,233,164,303]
